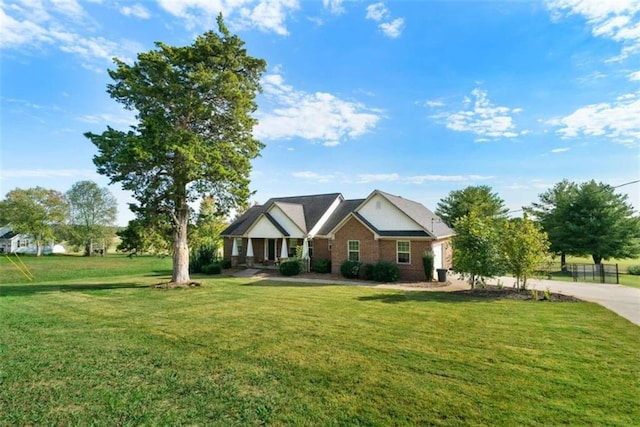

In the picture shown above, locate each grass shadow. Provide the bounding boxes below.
[243,280,344,288]
[356,291,517,304]
[0,282,148,297]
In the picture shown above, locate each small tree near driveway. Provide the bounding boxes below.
[452,210,503,289]
[499,216,550,290]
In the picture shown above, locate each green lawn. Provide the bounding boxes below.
[1,257,639,425]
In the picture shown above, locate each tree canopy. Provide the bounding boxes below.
[528,180,640,264]
[85,15,266,283]
[0,187,68,256]
[436,185,508,228]
[65,180,118,256]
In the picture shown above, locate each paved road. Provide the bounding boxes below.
[489,276,640,326]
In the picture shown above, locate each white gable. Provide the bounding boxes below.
[357,194,422,231]
[246,216,286,238]
[268,205,305,238]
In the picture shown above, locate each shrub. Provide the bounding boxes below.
[373,261,400,283]
[628,265,640,275]
[422,251,435,281]
[202,263,222,275]
[313,258,331,274]
[220,259,232,269]
[340,260,360,279]
[190,243,219,273]
[279,260,301,276]
[362,264,375,280]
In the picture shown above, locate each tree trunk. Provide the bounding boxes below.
[84,241,91,257]
[592,254,602,265]
[172,205,190,284]
[560,252,567,272]
[36,242,42,257]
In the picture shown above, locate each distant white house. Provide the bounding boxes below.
[0,226,65,255]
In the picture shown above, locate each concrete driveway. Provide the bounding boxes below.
[490,276,640,326]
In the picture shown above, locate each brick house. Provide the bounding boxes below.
[221,190,453,281]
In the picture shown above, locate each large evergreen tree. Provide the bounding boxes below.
[528,180,640,265]
[436,185,508,229]
[525,179,578,268]
[85,15,266,284]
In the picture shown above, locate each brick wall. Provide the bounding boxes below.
[331,216,454,281]
[331,216,377,275]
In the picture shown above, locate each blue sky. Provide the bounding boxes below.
[1,0,639,225]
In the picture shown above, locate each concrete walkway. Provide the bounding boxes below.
[248,270,640,327]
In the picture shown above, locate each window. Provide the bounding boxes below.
[348,240,360,262]
[397,241,410,264]
[308,239,314,258]
[328,240,332,251]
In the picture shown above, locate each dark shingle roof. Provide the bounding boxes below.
[0,231,18,239]
[316,199,364,236]
[376,190,454,238]
[221,193,342,237]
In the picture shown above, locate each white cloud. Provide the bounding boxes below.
[238,0,299,36]
[424,99,444,108]
[78,110,138,128]
[551,147,570,153]
[323,0,344,14]
[157,0,299,35]
[255,72,382,146]
[120,4,150,19]
[628,70,640,81]
[0,1,140,68]
[291,171,494,185]
[366,2,389,21]
[365,2,404,38]
[549,91,640,146]
[357,173,399,183]
[546,0,640,61]
[379,17,404,38]
[432,88,526,139]
[291,171,339,183]
[0,168,98,180]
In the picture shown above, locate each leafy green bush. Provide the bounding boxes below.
[628,265,640,275]
[202,263,222,275]
[362,264,375,280]
[220,259,232,269]
[313,258,331,273]
[190,243,219,273]
[279,260,301,276]
[422,250,434,281]
[373,261,400,282]
[340,260,360,279]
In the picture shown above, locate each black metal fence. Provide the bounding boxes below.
[538,262,619,284]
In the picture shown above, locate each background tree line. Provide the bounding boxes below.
[435,182,640,288]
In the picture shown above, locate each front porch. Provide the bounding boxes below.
[225,236,311,271]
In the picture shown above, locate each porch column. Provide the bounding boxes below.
[280,237,288,261]
[246,238,254,268]
[301,238,310,272]
[231,237,239,267]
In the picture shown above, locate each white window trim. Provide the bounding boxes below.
[397,240,410,264]
[348,240,360,262]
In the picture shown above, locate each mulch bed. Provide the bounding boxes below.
[454,285,581,302]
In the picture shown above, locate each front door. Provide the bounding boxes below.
[267,239,276,261]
